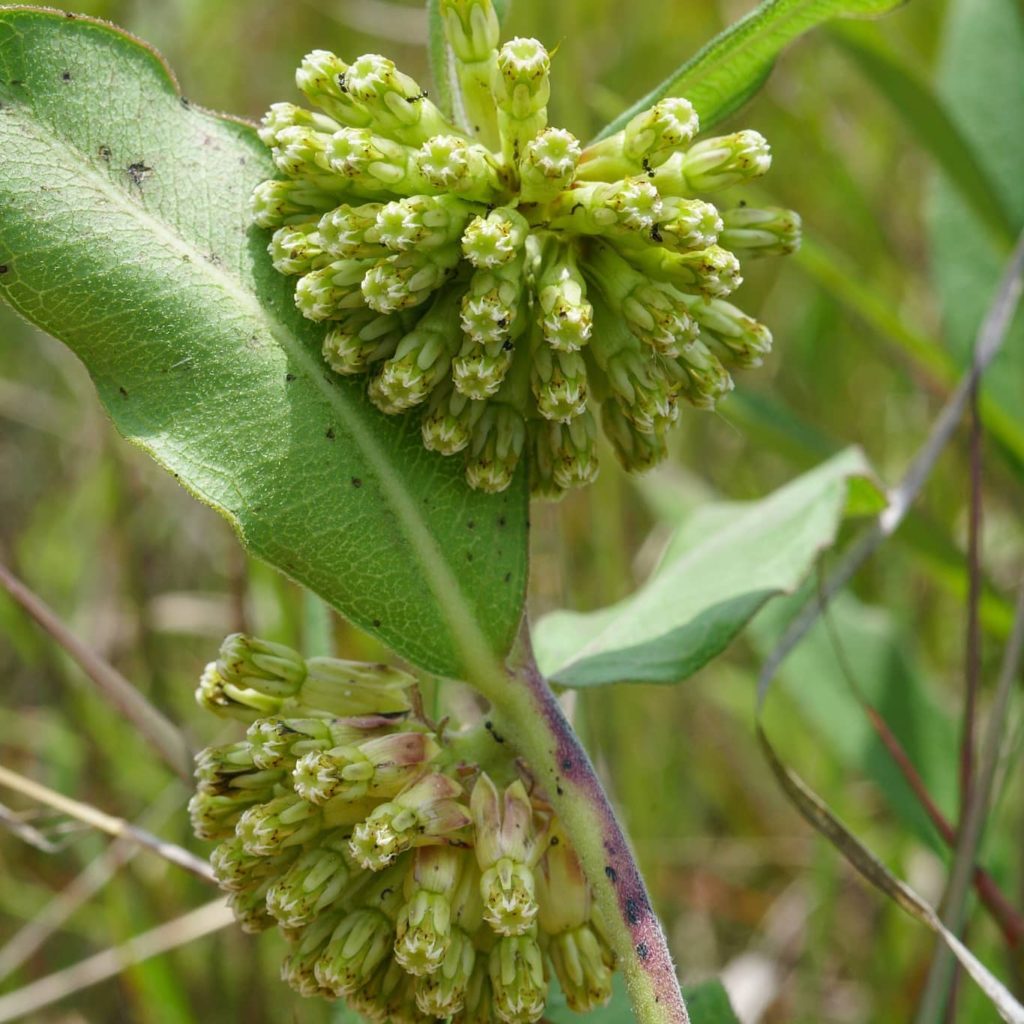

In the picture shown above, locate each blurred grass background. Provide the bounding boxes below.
[1,0,1022,1022]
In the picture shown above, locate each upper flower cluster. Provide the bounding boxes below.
[191,634,613,1022]
[252,0,799,497]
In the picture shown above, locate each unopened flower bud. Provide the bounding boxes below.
[548,176,662,235]
[189,783,274,842]
[415,135,502,202]
[281,908,345,997]
[600,398,668,473]
[295,51,373,129]
[656,129,771,194]
[250,178,338,229]
[327,128,425,197]
[318,202,388,259]
[218,634,306,699]
[374,194,477,254]
[421,381,486,456]
[655,196,723,252]
[350,772,470,871]
[494,37,551,164]
[471,776,543,935]
[293,730,441,804]
[228,873,277,934]
[459,252,526,348]
[519,128,581,202]
[531,345,588,422]
[464,403,527,493]
[295,259,371,320]
[687,295,772,370]
[461,207,529,269]
[535,244,592,352]
[440,0,500,62]
[631,243,743,298]
[415,924,476,1016]
[579,97,700,182]
[301,657,417,716]
[266,836,352,928]
[720,205,801,256]
[549,925,614,1013]
[322,308,408,375]
[369,288,464,412]
[489,934,547,1024]
[270,222,330,276]
[395,846,465,975]
[236,793,322,856]
[362,244,461,314]
[195,661,282,721]
[532,410,600,494]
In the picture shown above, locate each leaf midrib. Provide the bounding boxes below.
[0,82,491,675]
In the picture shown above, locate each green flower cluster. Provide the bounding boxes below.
[191,634,614,1022]
[252,0,799,497]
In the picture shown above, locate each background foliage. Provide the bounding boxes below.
[0,0,1021,1022]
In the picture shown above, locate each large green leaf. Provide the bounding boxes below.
[927,0,1024,448]
[546,973,740,1024]
[595,0,907,141]
[0,8,528,677]
[533,449,883,686]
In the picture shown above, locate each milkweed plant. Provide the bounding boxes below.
[189,2,799,1021]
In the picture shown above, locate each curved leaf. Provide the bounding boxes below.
[0,8,528,677]
[594,0,907,141]
[533,449,883,686]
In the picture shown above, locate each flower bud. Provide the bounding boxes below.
[361,244,461,314]
[209,833,295,892]
[374,194,477,254]
[189,783,275,842]
[295,259,371,320]
[395,846,465,975]
[459,252,526,348]
[369,288,464,413]
[195,661,281,722]
[655,129,771,194]
[630,243,743,298]
[327,128,425,197]
[471,776,543,935]
[720,205,801,256]
[271,125,333,179]
[295,51,373,129]
[342,53,452,145]
[415,925,476,1016]
[236,793,322,856]
[549,925,614,1013]
[464,404,527,493]
[250,178,338,229]
[535,244,592,353]
[548,176,662,235]
[531,345,588,422]
[600,398,668,473]
[246,716,332,770]
[349,772,471,871]
[281,908,345,998]
[322,308,408,376]
[531,412,600,493]
[687,295,772,369]
[218,634,306,699]
[301,657,417,716]
[655,196,723,252]
[415,135,502,202]
[421,381,486,456]
[494,37,551,165]
[440,0,500,63]
[227,873,277,934]
[519,128,581,203]
[488,934,547,1024]
[266,838,352,928]
[269,222,330,276]
[318,202,389,259]
[461,207,529,269]
[579,97,700,182]
[293,730,441,804]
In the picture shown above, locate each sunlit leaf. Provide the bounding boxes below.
[595,0,907,140]
[534,449,883,686]
[0,8,528,678]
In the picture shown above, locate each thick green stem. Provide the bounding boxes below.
[471,621,690,1024]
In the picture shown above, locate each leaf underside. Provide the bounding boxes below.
[0,7,528,678]
[533,448,883,687]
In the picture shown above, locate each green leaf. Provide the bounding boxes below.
[594,0,907,141]
[0,8,528,678]
[927,0,1024,454]
[533,449,883,686]
[829,24,1015,249]
[546,973,740,1024]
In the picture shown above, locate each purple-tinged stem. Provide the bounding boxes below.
[474,620,689,1024]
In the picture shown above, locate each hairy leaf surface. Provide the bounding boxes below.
[0,8,528,677]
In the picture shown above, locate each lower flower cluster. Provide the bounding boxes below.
[190,635,613,1022]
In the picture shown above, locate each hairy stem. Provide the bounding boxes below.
[472,620,690,1024]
